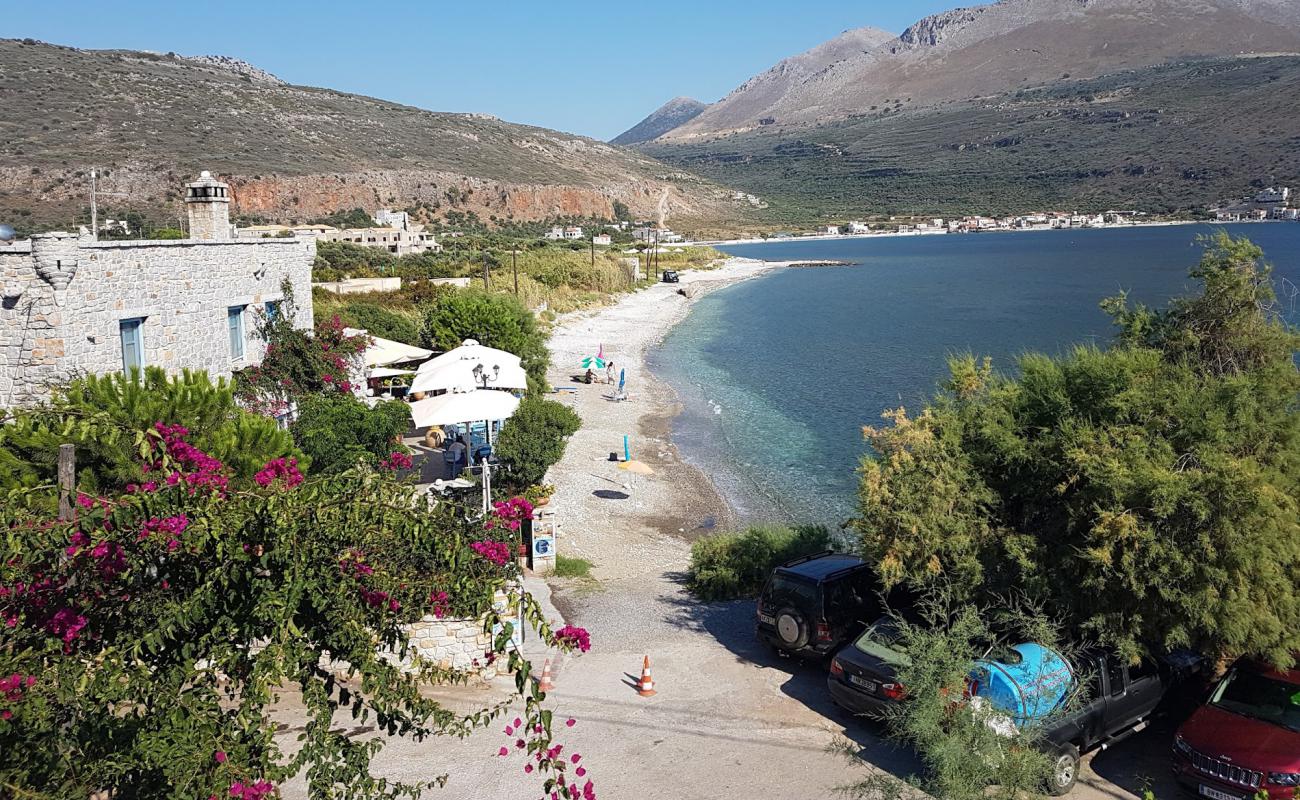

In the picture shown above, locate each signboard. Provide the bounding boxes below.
[531,533,555,559]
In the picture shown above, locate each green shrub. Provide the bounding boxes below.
[418,289,550,388]
[0,368,303,497]
[290,394,410,474]
[494,397,580,489]
[339,301,420,345]
[687,524,834,601]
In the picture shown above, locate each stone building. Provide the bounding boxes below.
[0,172,315,407]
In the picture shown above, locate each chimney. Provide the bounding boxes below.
[184,170,232,241]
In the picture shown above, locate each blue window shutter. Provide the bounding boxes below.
[228,306,245,360]
[120,318,143,374]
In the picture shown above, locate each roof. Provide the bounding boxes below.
[776,553,864,580]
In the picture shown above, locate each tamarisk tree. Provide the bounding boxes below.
[853,233,1300,665]
[0,408,593,798]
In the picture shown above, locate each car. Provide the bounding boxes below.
[661,270,679,283]
[1172,658,1300,800]
[756,552,893,658]
[828,614,912,718]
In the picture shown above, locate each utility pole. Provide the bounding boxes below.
[90,169,98,241]
[482,249,490,291]
[590,236,595,267]
[512,248,519,296]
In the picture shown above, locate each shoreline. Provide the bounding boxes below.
[542,257,784,582]
[694,217,1260,247]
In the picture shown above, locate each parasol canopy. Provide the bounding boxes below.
[409,360,528,394]
[422,339,521,372]
[346,329,433,368]
[408,390,520,428]
[618,459,654,476]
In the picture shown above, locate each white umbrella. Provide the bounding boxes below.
[346,329,434,368]
[368,367,415,379]
[408,390,520,428]
[409,360,528,394]
[421,338,521,372]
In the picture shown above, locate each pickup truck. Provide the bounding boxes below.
[1033,652,1180,795]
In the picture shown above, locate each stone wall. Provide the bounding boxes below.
[0,233,314,407]
[404,614,505,680]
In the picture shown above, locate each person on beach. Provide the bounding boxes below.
[606,361,616,385]
[583,368,596,384]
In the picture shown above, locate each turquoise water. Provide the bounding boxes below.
[648,224,1300,525]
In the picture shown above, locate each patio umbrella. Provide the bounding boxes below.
[409,360,528,394]
[408,390,520,428]
[368,367,415,379]
[346,329,434,368]
[422,339,521,372]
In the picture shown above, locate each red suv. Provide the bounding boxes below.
[1173,658,1300,800]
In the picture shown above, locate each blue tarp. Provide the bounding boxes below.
[971,643,1074,725]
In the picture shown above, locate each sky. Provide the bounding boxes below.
[7,0,957,140]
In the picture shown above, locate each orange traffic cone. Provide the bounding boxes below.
[537,658,555,693]
[636,655,657,697]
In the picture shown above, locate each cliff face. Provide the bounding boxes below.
[657,0,1300,140]
[0,39,747,230]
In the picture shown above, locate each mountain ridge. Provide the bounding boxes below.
[654,0,1300,141]
[611,96,708,145]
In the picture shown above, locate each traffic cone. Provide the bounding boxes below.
[537,658,555,693]
[636,655,657,697]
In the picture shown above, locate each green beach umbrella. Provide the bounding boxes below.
[581,344,606,370]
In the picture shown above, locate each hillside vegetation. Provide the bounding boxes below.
[0,39,749,232]
[642,57,1300,220]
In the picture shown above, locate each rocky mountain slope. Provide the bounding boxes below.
[641,55,1300,219]
[611,97,708,145]
[0,39,747,231]
[658,0,1300,141]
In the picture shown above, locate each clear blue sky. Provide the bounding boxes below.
[8,1,957,141]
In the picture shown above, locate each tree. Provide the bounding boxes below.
[0,368,302,497]
[338,301,421,346]
[852,234,1300,666]
[419,290,549,389]
[0,408,594,799]
[494,397,580,489]
[292,394,411,474]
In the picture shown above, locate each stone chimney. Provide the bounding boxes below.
[185,171,232,241]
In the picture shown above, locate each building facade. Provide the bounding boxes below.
[0,172,314,407]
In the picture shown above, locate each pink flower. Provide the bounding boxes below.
[46,608,88,644]
[497,746,509,757]
[554,625,591,653]
[524,764,533,774]
[565,718,576,727]
[470,540,512,567]
[254,457,303,489]
[576,766,587,777]
[380,451,414,471]
[214,751,227,763]
[75,493,94,509]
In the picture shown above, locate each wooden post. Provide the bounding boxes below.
[590,237,595,267]
[512,248,519,296]
[482,249,490,291]
[57,443,76,521]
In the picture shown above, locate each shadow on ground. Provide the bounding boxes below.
[659,571,922,784]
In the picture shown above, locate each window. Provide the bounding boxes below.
[264,301,280,324]
[120,318,144,374]
[227,306,246,361]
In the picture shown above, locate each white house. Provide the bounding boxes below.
[562,226,584,240]
[592,234,612,246]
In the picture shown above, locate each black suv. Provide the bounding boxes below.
[757,552,888,657]
[661,270,679,283]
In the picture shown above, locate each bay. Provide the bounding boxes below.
[647,223,1300,526]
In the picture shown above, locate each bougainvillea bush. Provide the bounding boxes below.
[235,286,370,418]
[0,415,590,798]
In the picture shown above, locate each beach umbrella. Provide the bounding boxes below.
[422,339,521,372]
[368,367,415,379]
[346,329,434,368]
[581,344,606,370]
[408,390,520,428]
[618,460,654,476]
[410,360,528,394]
[618,369,625,393]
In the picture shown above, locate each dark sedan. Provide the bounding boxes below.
[827,616,911,719]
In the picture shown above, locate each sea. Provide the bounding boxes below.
[647,223,1300,526]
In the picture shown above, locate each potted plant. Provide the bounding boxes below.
[523,484,555,507]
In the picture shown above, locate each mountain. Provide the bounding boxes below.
[658,0,1300,141]
[0,39,748,232]
[640,55,1300,219]
[611,97,708,145]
